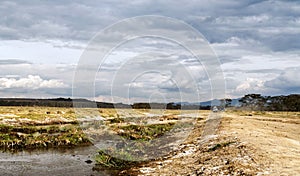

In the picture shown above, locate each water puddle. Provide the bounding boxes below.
[0,146,120,176]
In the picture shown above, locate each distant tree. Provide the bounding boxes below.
[166,102,181,109]
[283,94,300,111]
[132,103,151,109]
[225,98,232,107]
[239,94,266,111]
[267,95,285,111]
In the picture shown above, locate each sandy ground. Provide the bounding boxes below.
[122,111,300,176]
[223,112,300,175]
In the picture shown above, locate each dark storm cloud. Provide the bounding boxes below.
[264,67,300,94]
[1,0,299,51]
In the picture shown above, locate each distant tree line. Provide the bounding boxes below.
[0,94,299,111]
[0,98,118,108]
[0,98,73,107]
[238,94,300,111]
[0,98,209,109]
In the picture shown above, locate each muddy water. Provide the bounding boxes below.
[0,146,119,176]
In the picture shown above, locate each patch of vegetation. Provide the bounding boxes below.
[18,113,46,120]
[253,111,266,115]
[109,117,125,123]
[0,124,91,151]
[94,122,195,169]
[207,141,235,152]
[115,123,175,141]
[94,150,140,169]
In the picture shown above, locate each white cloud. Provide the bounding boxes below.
[236,78,265,93]
[0,75,67,89]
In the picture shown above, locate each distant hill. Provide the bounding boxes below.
[176,98,241,107]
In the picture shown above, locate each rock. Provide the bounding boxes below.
[85,160,93,164]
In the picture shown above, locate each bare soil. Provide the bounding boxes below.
[120,111,300,176]
[224,112,300,175]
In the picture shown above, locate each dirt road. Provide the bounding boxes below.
[123,111,300,175]
[223,112,300,175]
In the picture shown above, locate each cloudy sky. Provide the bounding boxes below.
[0,0,299,103]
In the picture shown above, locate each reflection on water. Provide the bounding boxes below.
[0,146,121,176]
